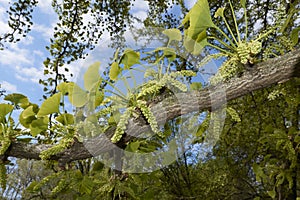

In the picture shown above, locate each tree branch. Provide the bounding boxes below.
[3,49,300,164]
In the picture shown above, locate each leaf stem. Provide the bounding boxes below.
[207,43,235,56]
[208,36,235,51]
[215,27,237,48]
[228,0,241,43]
[222,16,239,45]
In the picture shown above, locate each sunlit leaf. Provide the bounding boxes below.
[84,62,101,91]
[182,0,215,40]
[57,82,70,95]
[37,93,61,117]
[291,27,300,46]
[214,7,225,18]
[0,104,13,122]
[22,105,37,118]
[68,83,88,107]
[19,107,37,128]
[119,48,140,69]
[4,93,29,109]
[30,117,49,136]
[109,62,121,81]
[163,28,182,41]
[184,29,209,55]
[56,113,74,125]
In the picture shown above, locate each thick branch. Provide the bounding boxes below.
[4,49,300,163]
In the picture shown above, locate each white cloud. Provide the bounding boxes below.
[15,66,44,83]
[131,1,149,11]
[33,23,55,41]
[37,0,55,15]
[0,81,18,93]
[0,3,10,35]
[0,44,32,66]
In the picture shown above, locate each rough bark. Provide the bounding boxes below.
[2,49,300,164]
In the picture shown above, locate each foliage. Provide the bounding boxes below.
[0,0,299,199]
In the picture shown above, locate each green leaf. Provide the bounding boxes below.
[291,27,300,47]
[182,0,215,40]
[22,105,37,118]
[128,141,140,152]
[57,82,70,95]
[267,189,276,199]
[109,62,121,81]
[37,93,61,117]
[88,83,104,108]
[84,62,101,91]
[119,48,140,69]
[214,7,225,18]
[184,29,208,55]
[4,93,29,109]
[68,83,88,107]
[0,104,13,122]
[30,117,49,136]
[56,113,74,125]
[163,28,182,42]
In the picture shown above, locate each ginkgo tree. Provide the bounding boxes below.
[0,0,299,199]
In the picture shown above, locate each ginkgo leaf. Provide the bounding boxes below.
[84,62,101,91]
[0,104,13,122]
[30,117,49,136]
[4,93,30,109]
[37,93,61,117]
[22,105,36,118]
[57,82,70,95]
[119,49,140,69]
[93,89,104,108]
[109,62,121,81]
[291,27,300,47]
[56,113,74,125]
[184,29,209,55]
[19,105,38,128]
[163,28,182,42]
[214,7,225,18]
[68,83,88,107]
[183,0,215,40]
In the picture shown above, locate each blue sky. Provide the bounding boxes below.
[0,0,220,107]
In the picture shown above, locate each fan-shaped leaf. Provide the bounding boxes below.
[37,93,61,117]
[4,93,29,109]
[0,104,13,122]
[182,0,215,40]
[163,28,182,42]
[109,62,121,81]
[120,49,140,69]
[68,83,88,107]
[30,117,49,136]
[56,113,74,125]
[84,62,101,91]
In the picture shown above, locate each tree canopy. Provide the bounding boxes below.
[0,0,299,199]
